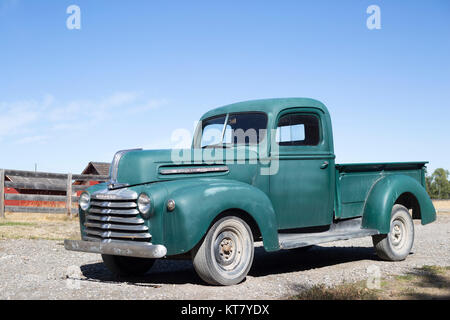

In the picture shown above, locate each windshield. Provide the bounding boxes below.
[197,112,268,148]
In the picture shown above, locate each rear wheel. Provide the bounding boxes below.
[102,254,155,277]
[372,204,414,261]
[192,216,254,286]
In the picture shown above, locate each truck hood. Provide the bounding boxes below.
[112,147,260,187]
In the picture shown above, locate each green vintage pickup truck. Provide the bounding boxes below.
[65,98,436,285]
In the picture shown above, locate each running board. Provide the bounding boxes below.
[278,217,379,250]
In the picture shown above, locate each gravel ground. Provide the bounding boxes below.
[0,215,449,300]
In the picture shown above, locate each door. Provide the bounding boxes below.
[269,109,335,230]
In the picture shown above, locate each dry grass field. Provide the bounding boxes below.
[433,200,450,213]
[0,212,80,241]
[291,265,450,300]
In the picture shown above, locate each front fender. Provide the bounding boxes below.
[362,174,436,234]
[161,179,279,255]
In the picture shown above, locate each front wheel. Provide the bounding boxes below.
[102,254,155,277]
[192,216,254,286]
[372,204,414,261]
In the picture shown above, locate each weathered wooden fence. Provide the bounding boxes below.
[0,169,109,218]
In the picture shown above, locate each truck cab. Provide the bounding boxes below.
[65,98,436,285]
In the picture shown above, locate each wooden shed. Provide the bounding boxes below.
[74,162,110,195]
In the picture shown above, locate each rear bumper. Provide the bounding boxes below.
[64,239,167,258]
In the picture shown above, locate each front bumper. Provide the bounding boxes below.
[64,239,167,258]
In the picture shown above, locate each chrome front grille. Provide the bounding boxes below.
[84,191,151,242]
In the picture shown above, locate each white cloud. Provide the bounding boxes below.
[42,94,55,107]
[102,92,139,108]
[0,92,168,143]
[47,100,83,122]
[128,98,168,114]
[0,100,40,139]
[15,135,48,145]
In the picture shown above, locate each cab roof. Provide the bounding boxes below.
[200,97,329,120]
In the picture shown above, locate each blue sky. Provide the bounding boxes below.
[0,0,449,174]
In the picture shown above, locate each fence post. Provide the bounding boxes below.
[66,173,72,217]
[0,169,4,218]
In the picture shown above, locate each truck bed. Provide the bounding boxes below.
[335,162,427,219]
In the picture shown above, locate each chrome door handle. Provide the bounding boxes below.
[320,161,329,169]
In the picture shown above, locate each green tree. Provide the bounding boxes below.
[426,168,450,199]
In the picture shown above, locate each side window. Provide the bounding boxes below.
[276,113,320,146]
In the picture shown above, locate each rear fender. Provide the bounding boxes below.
[362,175,436,234]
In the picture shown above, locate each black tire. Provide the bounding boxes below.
[372,204,414,261]
[101,254,155,277]
[192,216,254,286]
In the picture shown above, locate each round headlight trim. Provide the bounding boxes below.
[137,193,151,215]
[79,192,90,211]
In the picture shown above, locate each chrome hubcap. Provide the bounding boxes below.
[220,238,234,260]
[214,230,243,271]
[390,219,406,249]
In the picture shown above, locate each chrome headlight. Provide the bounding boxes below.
[137,193,151,216]
[79,192,90,211]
